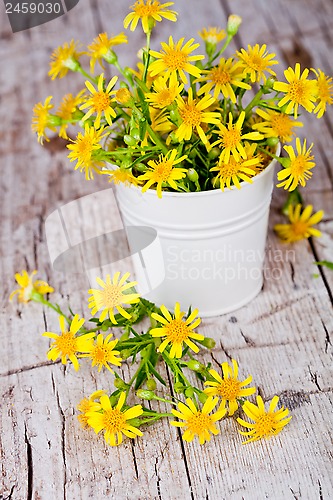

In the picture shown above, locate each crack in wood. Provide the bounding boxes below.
[321,320,332,354]
[55,385,67,500]
[24,424,33,500]
[239,329,256,347]
[318,479,324,500]
[0,360,61,378]
[308,366,322,392]
[154,457,162,500]
[130,441,139,479]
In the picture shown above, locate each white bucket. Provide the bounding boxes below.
[115,152,279,317]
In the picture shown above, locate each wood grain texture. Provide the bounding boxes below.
[1,0,332,498]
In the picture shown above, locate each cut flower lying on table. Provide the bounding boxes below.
[32,0,331,240]
[11,269,292,447]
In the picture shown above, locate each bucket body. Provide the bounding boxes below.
[115,156,278,317]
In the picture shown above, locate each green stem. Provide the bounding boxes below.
[244,88,265,119]
[146,123,168,154]
[143,31,151,84]
[77,67,97,84]
[208,35,233,66]
[32,295,71,324]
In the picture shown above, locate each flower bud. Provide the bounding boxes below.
[227,15,242,36]
[120,349,133,360]
[187,360,206,372]
[116,88,133,106]
[114,378,128,390]
[199,337,216,349]
[169,109,180,124]
[130,128,141,141]
[124,134,137,147]
[48,115,62,127]
[262,75,276,93]
[146,379,157,391]
[208,147,221,159]
[187,168,199,183]
[136,389,155,400]
[101,322,109,331]
[174,382,185,393]
[266,137,279,147]
[198,392,208,404]
[184,387,194,398]
[104,49,118,65]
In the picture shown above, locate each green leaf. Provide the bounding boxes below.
[315,261,333,271]
[147,360,167,386]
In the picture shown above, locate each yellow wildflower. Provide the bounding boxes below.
[210,154,257,190]
[204,359,256,415]
[80,333,122,373]
[67,125,107,180]
[88,272,140,324]
[252,108,303,143]
[42,315,94,371]
[77,390,106,429]
[124,0,177,33]
[237,44,278,83]
[277,138,315,190]
[171,397,227,444]
[273,63,318,118]
[145,75,184,108]
[48,40,82,80]
[149,36,204,84]
[87,392,143,446]
[212,111,263,163]
[237,395,292,443]
[150,302,203,358]
[175,88,221,145]
[9,270,54,303]
[31,96,56,144]
[80,74,118,128]
[199,27,226,45]
[137,149,187,198]
[56,90,85,139]
[107,168,140,186]
[196,58,250,102]
[274,204,324,243]
[312,68,333,119]
[115,88,132,105]
[87,32,128,72]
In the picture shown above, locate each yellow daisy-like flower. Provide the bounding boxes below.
[80,74,118,128]
[137,149,187,198]
[212,111,263,163]
[196,58,251,103]
[273,63,318,118]
[48,40,83,80]
[88,272,140,324]
[274,204,324,243]
[171,397,227,444]
[149,36,204,84]
[67,125,107,180]
[56,90,85,139]
[277,138,315,190]
[150,302,203,358]
[204,359,256,415]
[80,333,122,373]
[312,68,333,119]
[199,27,226,45]
[237,44,278,83]
[107,168,140,186]
[42,315,94,371]
[175,88,221,145]
[9,270,54,303]
[252,108,303,143]
[87,392,143,446]
[77,390,106,429]
[145,75,184,108]
[237,395,292,444]
[242,141,265,174]
[115,88,133,105]
[210,154,258,190]
[87,32,128,72]
[31,96,56,144]
[124,0,177,33]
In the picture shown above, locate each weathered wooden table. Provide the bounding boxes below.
[1,0,333,498]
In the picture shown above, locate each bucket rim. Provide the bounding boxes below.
[116,144,281,199]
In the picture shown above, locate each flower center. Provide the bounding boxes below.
[270,113,293,137]
[77,137,94,160]
[163,49,188,71]
[292,221,309,236]
[157,89,174,106]
[103,408,126,433]
[288,81,307,103]
[247,54,266,71]
[135,3,160,17]
[255,413,276,436]
[55,331,78,356]
[186,412,212,434]
[92,345,109,363]
[180,103,202,126]
[210,67,231,85]
[290,155,309,176]
[165,318,191,343]
[221,127,241,149]
[101,284,124,308]
[217,378,241,399]
[153,161,173,181]
[91,91,111,112]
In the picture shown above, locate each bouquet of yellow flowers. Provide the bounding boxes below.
[32,1,332,208]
